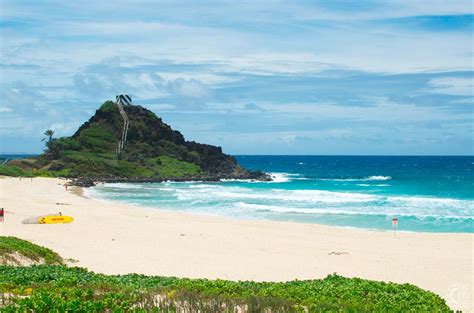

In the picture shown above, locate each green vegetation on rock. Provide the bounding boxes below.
[0,165,35,177]
[1,101,264,181]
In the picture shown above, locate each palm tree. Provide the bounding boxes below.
[42,129,55,142]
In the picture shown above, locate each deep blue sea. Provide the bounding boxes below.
[88,156,474,233]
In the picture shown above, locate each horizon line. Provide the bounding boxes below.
[1,153,473,157]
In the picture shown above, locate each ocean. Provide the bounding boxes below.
[88,156,474,233]
[2,154,471,233]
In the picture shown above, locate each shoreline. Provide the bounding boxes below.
[0,177,472,311]
[85,181,473,235]
[69,172,272,187]
[85,188,473,235]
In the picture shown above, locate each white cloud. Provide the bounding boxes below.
[4,1,470,23]
[264,97,468,123]
[428,77,473,96]
[244,103,266,112]
[49,122,77,135]
[166,79,211,99]
[1,4,472,75]
[159,72,237,85]
[1,0,472,154]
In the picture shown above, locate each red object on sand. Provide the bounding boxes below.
[0,208,4,222]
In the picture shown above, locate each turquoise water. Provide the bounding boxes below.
[89,156,474,233]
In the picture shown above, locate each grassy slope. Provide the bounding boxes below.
[0,237,63,265]
[0,238,450,312]
[60,152,201,178]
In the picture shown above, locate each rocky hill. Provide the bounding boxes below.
[5,101,269,183]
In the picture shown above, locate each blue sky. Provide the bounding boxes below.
[0,0,472,155]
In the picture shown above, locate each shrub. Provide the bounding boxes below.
[0,239,451,312]
[45,137,82,159]
[98,100,117,114]
[0,265,451,312]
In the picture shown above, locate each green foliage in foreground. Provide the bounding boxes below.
[0,265,450,312]
[0,237,63,266]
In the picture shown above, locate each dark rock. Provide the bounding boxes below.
[71,178,96,187]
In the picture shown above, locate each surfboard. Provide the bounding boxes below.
[22,215,73,224]
[39,216,73,224]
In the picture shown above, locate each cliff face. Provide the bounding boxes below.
[37,101,268,181]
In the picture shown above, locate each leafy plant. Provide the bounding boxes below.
[0,237,451,311]
[0,265,451,312]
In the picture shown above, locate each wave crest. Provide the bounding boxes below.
[363,176,392,181]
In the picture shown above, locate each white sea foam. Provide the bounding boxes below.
[91,179,474,225]
[157,187,174,192]
[189,184,220,189]
[103,182,142,189]
[268,172,310,182]
[164,180,204,184]
[362,176,392,181]
[390,196,458,204]
[175,186,378,204]
[269,173,291,183]
[317,175,392,182]
[233,202,474,219]
[220,178,259,183]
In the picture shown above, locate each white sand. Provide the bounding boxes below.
[0,177,472,311]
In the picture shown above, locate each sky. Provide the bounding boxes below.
[0,0,473,155]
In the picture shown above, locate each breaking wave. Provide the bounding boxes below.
[317,176,392,182]
[90,155,474,233]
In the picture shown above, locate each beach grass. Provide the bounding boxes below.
[0,236,64,266]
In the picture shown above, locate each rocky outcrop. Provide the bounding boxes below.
[41,100,270,182]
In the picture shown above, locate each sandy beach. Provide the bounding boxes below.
[0,177,472,311]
